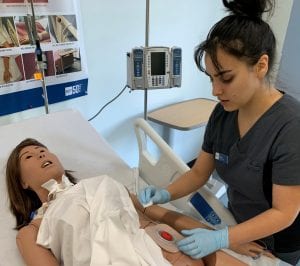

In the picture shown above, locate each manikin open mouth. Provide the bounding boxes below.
[41,161,53,168]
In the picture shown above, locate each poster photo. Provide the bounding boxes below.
[0,0,48,4]
[0,0,88,116]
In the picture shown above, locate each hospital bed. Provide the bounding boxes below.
[0,109,288,266]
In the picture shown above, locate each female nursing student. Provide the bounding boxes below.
[138,0,300,265]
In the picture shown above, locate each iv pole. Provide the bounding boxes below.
[28,0,49,114]
[144,0,150,120]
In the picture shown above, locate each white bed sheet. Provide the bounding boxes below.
[0,109,135,266]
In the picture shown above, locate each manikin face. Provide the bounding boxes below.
[204,48,263,112]
[19,145,65,192]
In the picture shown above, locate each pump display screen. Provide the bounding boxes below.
[151,52,165,75]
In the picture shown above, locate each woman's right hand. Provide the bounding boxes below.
[138,185,171,206]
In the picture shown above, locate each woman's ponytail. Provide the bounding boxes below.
[222,0,274,20]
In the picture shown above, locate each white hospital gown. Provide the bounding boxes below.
[36,175,171,266]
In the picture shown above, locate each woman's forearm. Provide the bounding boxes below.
[229,184,300,247]
[167,151,215,200]
[229,207,298,247]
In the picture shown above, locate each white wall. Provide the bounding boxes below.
[0,0,293,168]
[79,0,226,166]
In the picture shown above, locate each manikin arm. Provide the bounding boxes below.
[16,218,59,266]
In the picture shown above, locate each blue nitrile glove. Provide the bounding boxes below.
[138,185,171,205]
[177,227,229,259]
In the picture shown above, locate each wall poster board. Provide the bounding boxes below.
[0,0,88,115]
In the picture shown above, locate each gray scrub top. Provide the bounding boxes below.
[202,93,300,253]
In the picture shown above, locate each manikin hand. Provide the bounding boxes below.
[230,241,275,260]
[138,185,171,205]
[177,227,229,259]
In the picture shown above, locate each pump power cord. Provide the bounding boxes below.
[88,84,129,122]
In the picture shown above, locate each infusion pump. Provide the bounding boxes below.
[127,46,182,90]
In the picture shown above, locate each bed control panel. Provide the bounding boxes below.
[189,192,222,226]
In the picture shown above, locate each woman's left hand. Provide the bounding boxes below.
[177,227,229,259]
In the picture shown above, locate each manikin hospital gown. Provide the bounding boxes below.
[36,175,171,266]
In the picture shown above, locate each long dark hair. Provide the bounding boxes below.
[5,138,76,230]
[195,0,276,79]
